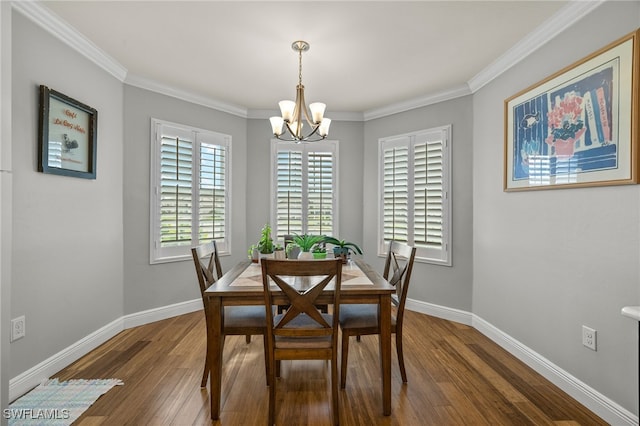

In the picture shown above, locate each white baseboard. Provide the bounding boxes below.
[9,298,202,402]
[122,298,202,329]
[404,298,637,425]
[405,297,473,326]
[472,315,637,426]
[10,297,637,425]
[8,318,123,402]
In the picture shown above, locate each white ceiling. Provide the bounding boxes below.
[38,1,581,117]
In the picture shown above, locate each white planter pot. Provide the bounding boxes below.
[297,251,314,260]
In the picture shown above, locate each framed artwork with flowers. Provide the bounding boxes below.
[504,29,639,191]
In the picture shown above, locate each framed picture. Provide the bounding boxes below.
[38,85,97,179]
[504,29,639,191]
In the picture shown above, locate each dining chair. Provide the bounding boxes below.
[338,240,416,388]
[191,240,269,387]
[261,258,343,426]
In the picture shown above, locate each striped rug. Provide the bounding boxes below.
[7,378,123,425]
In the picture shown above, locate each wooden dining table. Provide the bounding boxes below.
[204,257,396,420]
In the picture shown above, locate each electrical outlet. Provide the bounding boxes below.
[582,325,596,351]
[11,316,25,342]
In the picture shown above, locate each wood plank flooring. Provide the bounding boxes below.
[52,310,607,425]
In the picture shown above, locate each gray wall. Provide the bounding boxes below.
[245,118,365,249]
[6,0,640,420]
[363,96,474,311]
[10,12,124,377]
[123,85,248,314]
[473,1,640,414]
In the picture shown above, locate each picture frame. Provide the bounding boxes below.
[504,29,639,191]
[38,85,97,179]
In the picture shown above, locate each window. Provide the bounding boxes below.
[150,119,231,263]
[379,125,451,265]
[271,140,338,240]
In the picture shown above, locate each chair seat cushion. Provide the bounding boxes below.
[274,313,334,349]
[224,305,266,328]
[339,304,397,329]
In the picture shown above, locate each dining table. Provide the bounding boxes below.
[203,257,396,420]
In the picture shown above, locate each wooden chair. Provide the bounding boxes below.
[261,258,343,426]
[338,240,416,388]
[191,241,269,387]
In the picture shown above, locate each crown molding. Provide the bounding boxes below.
[15,0,607,121]
[467,0,606,93]
[12,0,127,82]
[363,84,472,121]
[125,74,248,118]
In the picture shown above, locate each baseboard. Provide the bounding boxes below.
[405,297,473,326]
[10,297,637,424]
[8,298,203,402]
[472,315,637,426]
[122,298,202,329]
[8,317,123,402]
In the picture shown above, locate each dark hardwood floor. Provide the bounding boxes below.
[52,309,606,425]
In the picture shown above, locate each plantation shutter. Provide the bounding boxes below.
[414,135,443,248]
[307,151,334,235]
[379,126,451,265]
[382,141,409,243]
[160,132,193,247]
[276,150,303,236]
[272,140,337,240]
[151,119,231,263]
[198,140,227,243]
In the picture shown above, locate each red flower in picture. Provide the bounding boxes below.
[545,91,586,157]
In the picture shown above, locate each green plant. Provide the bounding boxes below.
[247,244,258,259]
[312,244,326,253]
[285,242,300,258]
[292,234,324,252]
[322,237,363,255]
[257,223,274,254]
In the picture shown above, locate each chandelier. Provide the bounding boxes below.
[270,40,331,142]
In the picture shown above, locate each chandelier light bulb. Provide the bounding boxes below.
[270,116,285,136]
[309,102,326,124]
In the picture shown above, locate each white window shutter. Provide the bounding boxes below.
[379,126,451,265]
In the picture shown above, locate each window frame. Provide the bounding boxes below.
[269,139,339,241]
[149,118,232,264]
[378,125,451,266]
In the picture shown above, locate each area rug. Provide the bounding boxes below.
[7,378,123,425]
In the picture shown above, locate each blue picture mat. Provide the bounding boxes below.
[512,63,616,181]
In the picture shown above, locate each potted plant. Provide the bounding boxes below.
[323,236,363,264]
[292,234,324,259]
[285,242,300,259]
[248,244,259,263]
[312,244,327,259]
[256,224,274,258]
[274,243,285,259]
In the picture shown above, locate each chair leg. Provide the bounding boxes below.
[263,334,270,386]
[268,359,276,425]
[340,332,350,389]
[356,335,361,342]
[200,359,209,388]
[201,332,210,387]
[331,352,339,425]
[396,330,407,383]
[245,334,251,344]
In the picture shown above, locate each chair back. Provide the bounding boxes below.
[191,241,224,299]
[261,259,342,341]
[382,241,417,315]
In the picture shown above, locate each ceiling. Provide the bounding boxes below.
[39,1,575,116]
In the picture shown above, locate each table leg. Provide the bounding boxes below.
[379,294,392,416]
[208,297,224,420]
